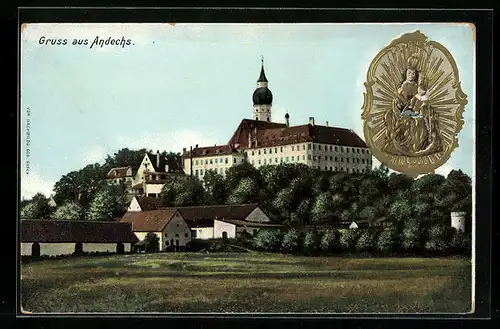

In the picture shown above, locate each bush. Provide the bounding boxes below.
[339,229,360,251]
[376,228,397,253]
[450,230,471,254]
[355,230,375,252]
[281,229,301,253]
[253,229,282,251]
[400,218,422,252]
[302,231,319,254]
[319,229,337,253]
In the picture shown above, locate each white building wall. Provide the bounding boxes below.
[84,243,131,253]
[214,220,237,239]
[191,227,214,240]
[21,242,131,256]
[163,213,191,248]
[245,207,271,223]
[451,212,466,232]
[127,197,142,212]
[184,153,245,181]
[144,183,164,196]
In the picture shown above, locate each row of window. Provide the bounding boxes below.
[248,144,369,156]
[250,155,372,165]
[195,168,229,176]
[194,157,244,166]
[165,232,189,238]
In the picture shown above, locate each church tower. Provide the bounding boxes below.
[252,57,273,122]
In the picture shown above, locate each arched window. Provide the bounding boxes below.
[116,242,125,254]
[222,231,228,239]
[31,242,40,257]
[74,242,83,255]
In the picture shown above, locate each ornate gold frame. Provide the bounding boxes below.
[361,30,468,177]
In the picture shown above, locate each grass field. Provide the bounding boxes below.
[21,252,472,313]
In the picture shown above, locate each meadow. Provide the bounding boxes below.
[21,252,472,313]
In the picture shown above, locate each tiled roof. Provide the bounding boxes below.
[253,124,367,148]
[165,204,259,223]
[146,153,184,174]
[106,166,132,179]
[182,144,240,158]
[134,196,164,211]
[222,219,283,228]
[120,209,178,232]
[227,119,287,148]
[21,220,138,243]
[132,183,143,189]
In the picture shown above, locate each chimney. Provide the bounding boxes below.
[285,113,290,128]
[195,144,198,148]
[309,117,315,126]
[156,150,160,168]
[325,121,329,127]
[182,147,186,153]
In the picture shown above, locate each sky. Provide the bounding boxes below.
[20,23,475,199]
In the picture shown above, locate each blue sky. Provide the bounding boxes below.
[20,23,475,199]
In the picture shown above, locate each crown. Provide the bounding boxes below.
[407,53,419,70]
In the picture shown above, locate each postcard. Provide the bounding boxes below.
[19,22,475,314]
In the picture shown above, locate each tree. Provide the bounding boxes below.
[400,218,422,251]
[310,192,334,223]
[161,178,205,207]
[281,229,301,253]
[52,201,84,220]
[320,229,337,253]
[303,231,319,254]
[424,224,450,253]
[387,173,414,192]
[20,193,51,219]
[20,203,38,220]
[339,229,360,251]
[89,188,116,221]
[387,199,413,224]
[227,177,259,205]
[225,162,262,191]
[376,228,397,253]
[203,170,228,205]
[144,232,160,253]
[53,163,107,207]
[103,148,149,172]
[355,230,375,252]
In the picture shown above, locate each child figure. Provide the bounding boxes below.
[401,75,429,118]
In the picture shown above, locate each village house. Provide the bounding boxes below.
[131,151,186,197]
[182,60,373,181]
[120,209,191,250]
[173,203,283,239]
[21,220,138,257]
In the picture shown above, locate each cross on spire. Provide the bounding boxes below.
[261,55,264,65]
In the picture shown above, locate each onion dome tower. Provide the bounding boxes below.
[252,56,273,122]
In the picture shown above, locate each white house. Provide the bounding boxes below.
[120,209,191,250]
[173,203,282,239]
[131,151,186,197]
[21,220,138,257]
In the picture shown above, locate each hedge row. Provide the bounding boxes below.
[21,251,126,264]
[252,225,471,256]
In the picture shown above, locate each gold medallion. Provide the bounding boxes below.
[361,30,468,177]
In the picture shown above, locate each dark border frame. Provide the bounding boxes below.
[10,6,494,328]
